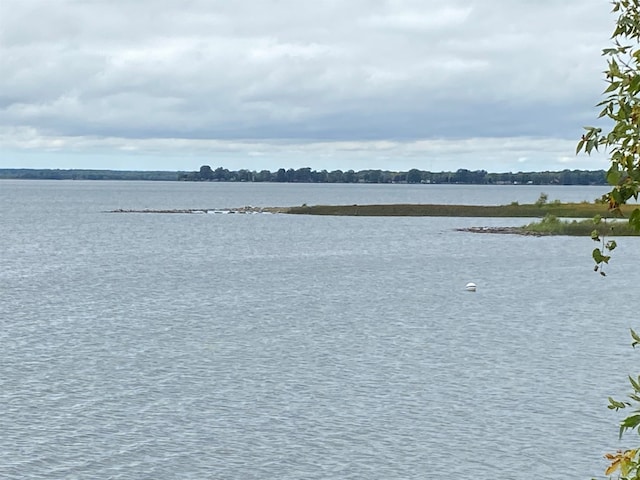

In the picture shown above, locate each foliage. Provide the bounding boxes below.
[591,215,620,276]
[0,167,610,185]
[577,1,640,478]
[599,331,640,480]
[523,214,639,236]
[176,166,609,185]
[535,192,549,207]
[0,169,183,181]
[577,0,640,273]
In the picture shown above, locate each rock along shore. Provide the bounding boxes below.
[109,206,288,214]
[456,226,549,236]
[109,208,552,236]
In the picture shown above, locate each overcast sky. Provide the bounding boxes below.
[0,0,616,173]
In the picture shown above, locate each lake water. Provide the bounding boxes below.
[1,180,638,479]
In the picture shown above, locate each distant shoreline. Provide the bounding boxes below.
[0,167,608,186]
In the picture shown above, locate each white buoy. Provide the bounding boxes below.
[465,282,477,292]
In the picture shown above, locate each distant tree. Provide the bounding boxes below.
[255,169,272,182]
[199,165,213,180]
[452,168,471,183]
[213,167,227,181]
[471,169,488,184]
[406,169,422,183]
[367,169,383,183]
[294,167,312,183]
[275,168,286,182]
[313,169,329,183]
[343,170,356,183]
[285,168,295,182]
[328,170,344,183]
[236,169,251,182]
[534,192,548,207]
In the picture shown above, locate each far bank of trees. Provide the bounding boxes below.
[0,166,608,185]
[0,169,183,181]
[180,166,607,185]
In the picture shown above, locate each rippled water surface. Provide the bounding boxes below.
[1,181,638,479]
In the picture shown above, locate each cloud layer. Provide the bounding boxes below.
[0,0,614,171]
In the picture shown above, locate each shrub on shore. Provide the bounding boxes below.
[523,214,639,236]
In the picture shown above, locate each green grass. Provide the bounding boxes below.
[283,201,640,236]
[522,215,640,236]
[284,202,637,218]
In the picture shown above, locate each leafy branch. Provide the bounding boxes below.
[601,331,640,479]
[591,215,617,276]
[577,1,640,275]
[578,1,640,479]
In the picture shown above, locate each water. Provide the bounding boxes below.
[1,180,638,479]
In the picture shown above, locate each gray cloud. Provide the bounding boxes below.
[0,0,615,171]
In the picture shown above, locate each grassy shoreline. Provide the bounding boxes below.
[110,202,640,236]
[284,202,639,236]
[284,202,637,218]
[458,218,639,236]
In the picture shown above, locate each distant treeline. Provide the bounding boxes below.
[181,165,607,185]
[0,166,607,185]
[0,169,183,181]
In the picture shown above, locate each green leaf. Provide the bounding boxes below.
[612,188,624,206]
[604,81,621,93]
[607,167,622,186]
[630,75,640,95]
[619,414,640,438]
[592,248,609,264]
[609,397,630,410]
[630,208,640,232]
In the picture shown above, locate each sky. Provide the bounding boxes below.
[0,0,617,173]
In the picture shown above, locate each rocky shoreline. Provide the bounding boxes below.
[108,205,639,237]
[456,226,550,236]
[110,208,553,236]
[109,206,288,214]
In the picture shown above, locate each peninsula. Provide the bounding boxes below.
[110,201,640,236]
